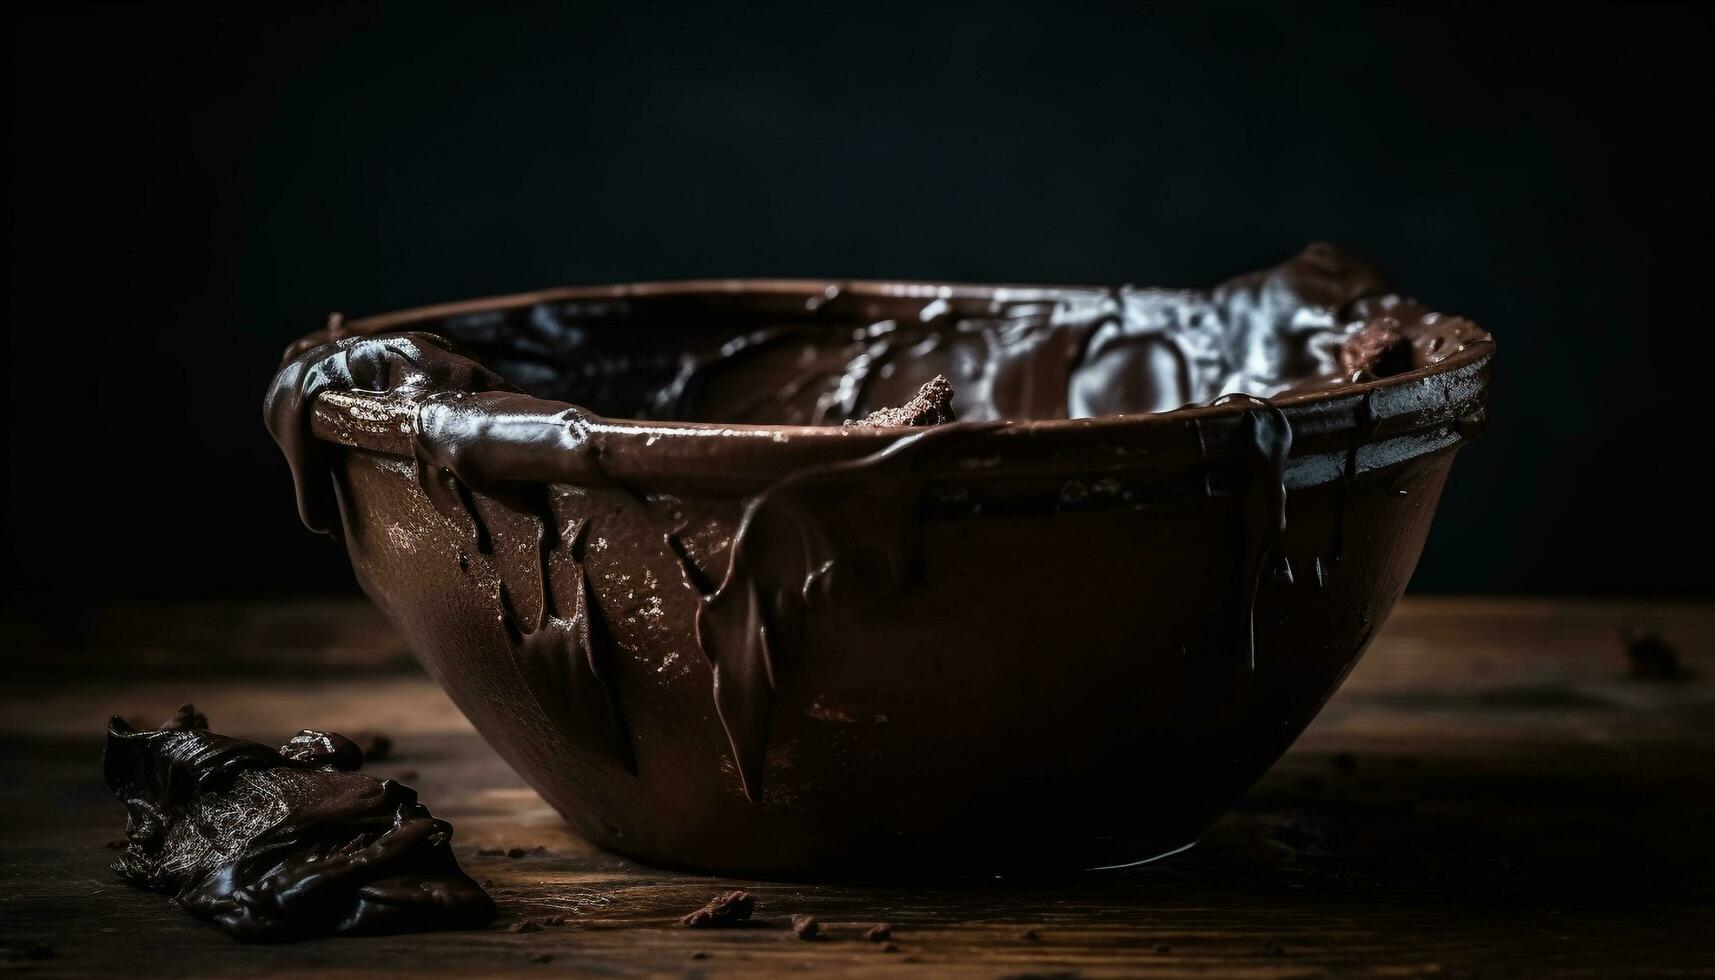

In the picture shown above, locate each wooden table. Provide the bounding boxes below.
[3,597,1711,977]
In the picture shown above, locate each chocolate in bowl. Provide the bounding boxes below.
[266,244,1491,878]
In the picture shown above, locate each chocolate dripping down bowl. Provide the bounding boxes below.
[265,244,1492,879]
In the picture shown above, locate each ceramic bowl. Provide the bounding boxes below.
[268,264,1490,877]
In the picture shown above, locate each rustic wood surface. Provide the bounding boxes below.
[2,597,1711,978]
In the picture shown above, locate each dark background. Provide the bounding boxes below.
[3,1,1710,604]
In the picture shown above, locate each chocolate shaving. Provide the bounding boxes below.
[846,375,956,428]
[679,890,755,928]
[866,922,893,942]
[791,914,819,939]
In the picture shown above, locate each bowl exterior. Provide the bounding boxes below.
[330,441,1456,876]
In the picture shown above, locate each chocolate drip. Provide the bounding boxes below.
[411,404,637,772]
[1215,395,1294,673]
[1334,389,1382,564]
[671,425,994,800]
[264,332,514,536]
[104,718,493,941]
[267,338,638,771]
[501,519,637,773]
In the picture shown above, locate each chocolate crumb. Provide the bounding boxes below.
[507,920,543,934]
[506,847,527,859]
[866,923,892,942]
[161,704,208,731]
[690,951,709,960]
[1331,751,1358,775]
[1022,928,1040,941]
[352,730,393,762]
[1339,324,1413,378]
[1622,630,1694,681]
[680,890,755,928]
[847,375,956,428]
[791,914,819,939]
[527,952,553,963]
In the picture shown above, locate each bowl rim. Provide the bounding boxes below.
[301,277,1494,495]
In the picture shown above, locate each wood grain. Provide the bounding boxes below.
[2,597,1710,977]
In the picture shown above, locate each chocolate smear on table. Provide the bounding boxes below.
[102,717,493,941]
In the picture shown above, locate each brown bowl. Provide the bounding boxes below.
[266,245,1491,878]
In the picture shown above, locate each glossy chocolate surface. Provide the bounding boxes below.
[266,244,1491,876]
[104,718,494,939]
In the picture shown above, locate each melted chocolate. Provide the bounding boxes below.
[104,718,494,940]
[670,423,1001,799]
[265,332,514,535]
[266,244,1488,804]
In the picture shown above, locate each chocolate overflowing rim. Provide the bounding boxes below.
[294,277,1492,498]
